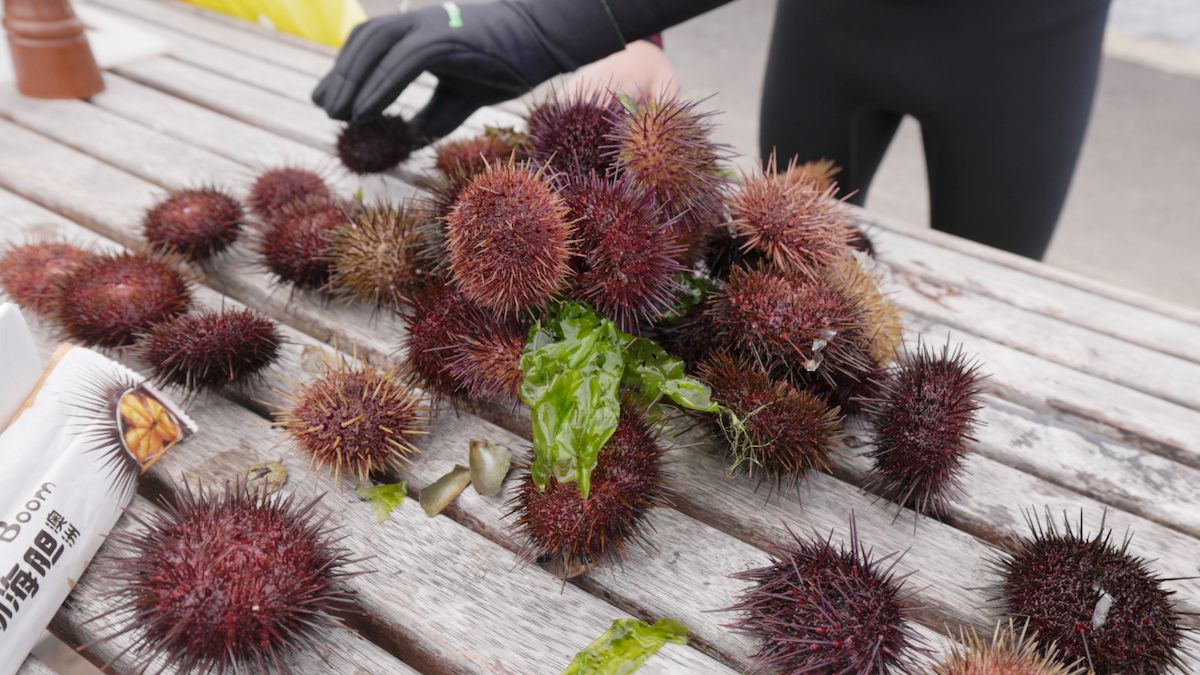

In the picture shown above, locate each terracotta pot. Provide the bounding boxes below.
[3,0,104,99]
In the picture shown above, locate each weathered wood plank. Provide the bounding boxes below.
[15,656,54,675]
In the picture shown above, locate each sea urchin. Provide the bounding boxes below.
[728,517,921,674]
[329,202,429,311]
[247,168,332,225]
[137,308,283,392]
[509,409,671,577]
[259,198,346,291]
[143,188,244,262]
[276,360,430,481]
[527,89,619,176]
[95,481,361,674]
[0,240,92,315]
[933,619,1084,675]
[336,114,418,174]
[991,510,1187,674]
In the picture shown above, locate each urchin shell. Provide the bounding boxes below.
[990,511,1187,674]
[445,162,573,315]
[276,361,430,481]
[527,89,620,176]
[434,125,528,176]
[727,154,852,278]
[248,168,332,225]
[708,266,872,383]
[96,481,360,674]
[728,517,921,674]
[137,308,283,392]
[143,188,244,262]
[864,341,984,516]
[54,252,192,348]
[508,409,671,577]
[400,282,527,400]
[0,240,92,315]
[259,198,346,290]
[336,114,418,174]
[698,352,842,487]
[561,172,684,331]
[827,256,903,367]
[933,619,1085,675]
[329,202,430,310]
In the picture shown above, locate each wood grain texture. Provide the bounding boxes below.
[15,657,55,675]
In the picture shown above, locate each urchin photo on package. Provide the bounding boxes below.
[0,303,197,673]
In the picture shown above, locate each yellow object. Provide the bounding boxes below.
[184,0,366,47]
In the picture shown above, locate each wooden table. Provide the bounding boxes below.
[8,1,1200,672]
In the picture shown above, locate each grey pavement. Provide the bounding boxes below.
[368,0,1200,310]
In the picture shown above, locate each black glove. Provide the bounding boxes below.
[312,1,624,137]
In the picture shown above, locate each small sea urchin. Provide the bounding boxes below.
[329,202,429,311]
[0,240,92,315]
[143,188,244,262]
[336,114,417,174]
[727,154,852,278]
[992,511,1187,674]
[698,352,842,487]
[137,308,283,392]
[509,409,670,577]
[728,517,920,674]
[864,341,984,516]
[934,619,1085,675]
[96,481,360,673]
[527,90,620,176]
[445,162,573,315]
[780,157,842,193]
[828,256,903,367]
[259,198,346,290]
[54,251,191,348]
[276,360,430,481]
[248,168,332,225]
[434,125,528,177]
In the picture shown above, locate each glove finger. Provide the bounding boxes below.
[350,39,445,121]
[317,16,415,120]
[409,84,480,141]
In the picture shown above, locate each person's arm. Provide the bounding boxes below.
[313,0,730,138]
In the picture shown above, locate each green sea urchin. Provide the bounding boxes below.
[54,251,192,348]
[329,202,430,311]
[96,481,361,673]
[445,162,573,315]
[143,188,244,262]
[276,360,430,482]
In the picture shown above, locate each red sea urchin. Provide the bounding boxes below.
[727,154,852,278]
[527,89,620,176]
[247,167,333,225]
[445,162,573,315]
[560,172,684,331]
[697,352,842,487]
[54,251,191,348]
[143,188,244,262]
[728,517,921,674]
[991,511,1187,674]
[864,341,984,516]
[0,240,92,315]
[137,308,283,392]
[95,481,361,673]
[259,198,346,291]
[336,114,418,174]
[276,360,430,481]
[509,409,671,577]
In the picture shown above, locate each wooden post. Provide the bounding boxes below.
[3,0,104,99]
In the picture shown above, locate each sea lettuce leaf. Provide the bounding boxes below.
[563,617,688,675]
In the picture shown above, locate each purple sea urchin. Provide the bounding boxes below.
[329,202,430,311]
[0,240,92,315]
[336,114,418,174]
[445,162,573,315]
[137,308,283,392]
[934,619,1085,675]
[527,89,620,176]
[96,481,360,673]
[143,188,244,262]
[259,198,346,290]
[864,341,984,516]
[54,252,191,348]
[276,361,430,482]
[991,511,1187,674]
[697,352,842,487]
[248,168,332,225]
[509,409,670,577]
[728,517,920,673]
[727,154,852,278]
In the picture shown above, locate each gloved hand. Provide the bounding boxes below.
[312,1,614,139]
